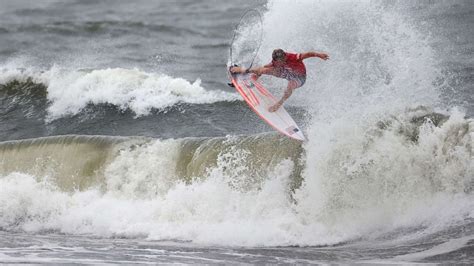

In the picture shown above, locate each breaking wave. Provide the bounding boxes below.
[0,108,472,246]
[0,66,239,120]
[0,0,472,253]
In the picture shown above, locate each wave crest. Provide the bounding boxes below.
[0,67,239,120]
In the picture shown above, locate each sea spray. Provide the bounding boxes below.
[258,0,439,122]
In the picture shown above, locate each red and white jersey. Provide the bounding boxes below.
[270,52,306,76]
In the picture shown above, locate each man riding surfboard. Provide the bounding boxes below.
[230,49,329,112]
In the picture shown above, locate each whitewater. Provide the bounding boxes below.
[0,0,472,264]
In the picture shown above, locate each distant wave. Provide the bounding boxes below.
[5,20,206,37]
[0,67,239,120]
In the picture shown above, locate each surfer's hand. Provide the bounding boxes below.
[319,53,329,60]
[230,66,244,74]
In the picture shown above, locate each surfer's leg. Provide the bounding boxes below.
[268,80,298,112]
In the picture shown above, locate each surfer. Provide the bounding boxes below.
[230,49,329,112]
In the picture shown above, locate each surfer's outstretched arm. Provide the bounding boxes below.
[300,52,329,60]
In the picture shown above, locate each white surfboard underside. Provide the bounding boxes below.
[230,73,305,141]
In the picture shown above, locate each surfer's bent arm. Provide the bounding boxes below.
[299,52,329,61]
[230,65,267,76]
[263,62,273,68]
[246,66,274,76]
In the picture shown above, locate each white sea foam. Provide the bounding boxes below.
[257,0,439,123]
[0,150,343,246]
[393,235,474,261]
[0,0,472,249]
[297,109,473,240]
[0,110,472,246]
[0,65,239,120]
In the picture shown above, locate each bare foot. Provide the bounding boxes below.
[268,104,281,112]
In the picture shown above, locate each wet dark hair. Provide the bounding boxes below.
[272,49,285,61]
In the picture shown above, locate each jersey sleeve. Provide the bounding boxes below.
[285,53,302,62]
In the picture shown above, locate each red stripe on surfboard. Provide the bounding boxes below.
[250,79,271,96]
[232,78,253,106]
[250,75,273,98]
[240,84,257,107]
[242,82,260,106]
[251,80,277,101]
[242,79,260,106]
[248,78,296,127]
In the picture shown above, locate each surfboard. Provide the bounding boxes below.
[229,71,306,141]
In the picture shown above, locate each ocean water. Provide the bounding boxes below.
[0,0,473,264]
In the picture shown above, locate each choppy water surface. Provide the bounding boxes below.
[0,0,473,264]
